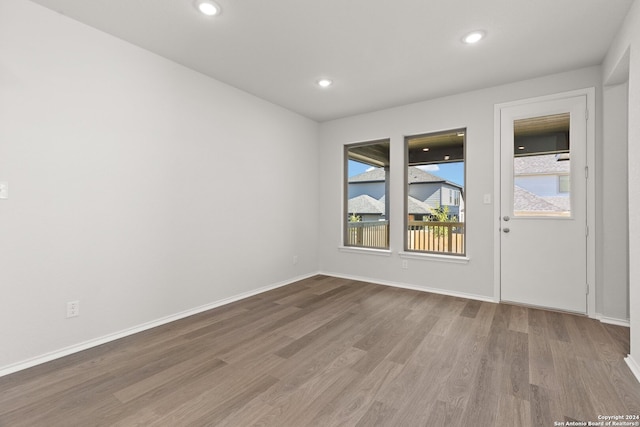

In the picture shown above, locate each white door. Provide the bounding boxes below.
[500,95,588,313]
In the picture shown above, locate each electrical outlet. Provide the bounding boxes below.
[402,260,408,269]
[66,301,79,318]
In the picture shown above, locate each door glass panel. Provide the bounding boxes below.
[513,113,571,217]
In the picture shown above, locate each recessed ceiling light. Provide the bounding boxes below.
[317,79,333,88]
[462,30,485,44]
[518,146,525,150]
[422,148,430,152]
[457,132,465,137]
[444,155,451,160]
[196,0,221,16]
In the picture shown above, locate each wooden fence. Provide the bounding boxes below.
[407,221,465,254]
[346,221,389,249]
[346,220,465,254]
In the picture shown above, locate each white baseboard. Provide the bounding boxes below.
[2,271,634,381]
[320,270,497,303]
[596,314,630,327]
[0,272,320,378]
[625,355,640,384]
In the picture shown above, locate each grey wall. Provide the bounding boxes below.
[1,0,637,379]
[600,83,630,321]
[603,0,640,375]
[318,67,607,304]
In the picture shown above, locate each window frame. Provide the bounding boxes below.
[343,139,391,250]
[404,128,467,256]
[558,174,570,194]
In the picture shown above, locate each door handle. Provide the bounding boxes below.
[503,227,510,233]
[503,216,510,221]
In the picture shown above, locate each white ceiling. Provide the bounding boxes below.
[29,0,634,122]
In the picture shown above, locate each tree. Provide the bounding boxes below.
[429,205,457,222]
[348,213,361,222]
[428,206,457,237]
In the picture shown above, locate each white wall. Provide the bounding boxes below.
[603,0,640,379]
[318,67,603,301]
[0,0,319,371]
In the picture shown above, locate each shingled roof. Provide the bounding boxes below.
[407,196,435,215]
[349,195,434,216]
[513,185,567,213]
[514,154,570,175]
[541,196,571,211]
[350,167,461,188]
[407,167,446,184]
[348,168,387,183]
[347,195,385,215]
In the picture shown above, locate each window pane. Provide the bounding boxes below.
[345,140,390,249]
[513,113,571,217]
[558,175,570,193]
[405,129,465,255]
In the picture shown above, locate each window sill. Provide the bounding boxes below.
[399,251,470,264]
[338,246,393,257]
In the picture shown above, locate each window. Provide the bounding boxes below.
[344,140,390,249]
[512,113,571,217]
[441,188,461,206]
[558,175,570,193]
[405,129,466,255]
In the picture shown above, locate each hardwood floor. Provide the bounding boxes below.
[1,275,639,426]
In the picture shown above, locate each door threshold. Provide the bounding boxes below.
[500,299,587,317]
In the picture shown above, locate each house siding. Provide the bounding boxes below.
[409,185,440,207]
[348,182,386,200]
[515,174,568,197]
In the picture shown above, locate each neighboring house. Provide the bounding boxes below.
[346,194,434,222]
[513,185,567,215]
[514,154,570,213]
[348,168,388,200]
[348,167,465,221]
[347,194,385,222]
[405,196,436,220]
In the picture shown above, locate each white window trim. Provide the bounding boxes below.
[338,246,393,257]
[399,251,470,264]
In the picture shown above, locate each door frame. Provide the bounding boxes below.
[493,88,596,317]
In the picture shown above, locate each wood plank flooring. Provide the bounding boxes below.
[1,275,639,426]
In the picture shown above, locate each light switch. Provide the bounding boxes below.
[0,182,7,199]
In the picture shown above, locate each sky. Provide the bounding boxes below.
[348,160,465,187]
